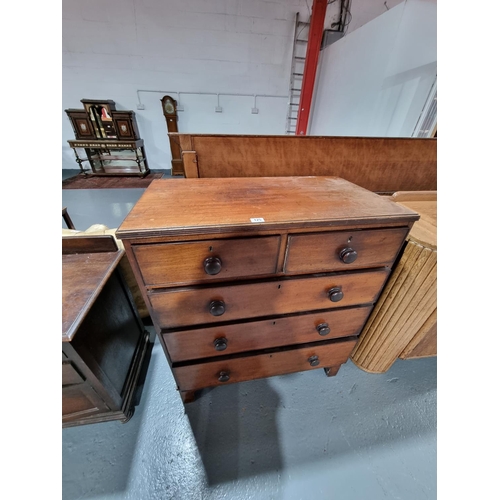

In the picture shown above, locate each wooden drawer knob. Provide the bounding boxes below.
[218,371,230,382]
[204,256,222,275]
[308,355,320,367]
[316,323,331,336]
[213,337,228,351]
[339,247,358,264]
[209,300,225,316]
[328,287,344,302]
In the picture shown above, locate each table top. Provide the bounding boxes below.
[62,250,123,342]
[392,191,437,250]
[116,177,419,239]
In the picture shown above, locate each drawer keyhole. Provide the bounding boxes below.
[339,247,358,264]
[214,337,228,351]
[204,256,222,275]
[316,323,331,336]
[209,300,226,316]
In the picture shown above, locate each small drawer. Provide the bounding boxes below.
[62,362,85,386]
[151,269,388,329]
[62,384,106,420]
[133,236,280,287]
[173,338,358,391]
[164,306,372,362]
[285,227,408,274]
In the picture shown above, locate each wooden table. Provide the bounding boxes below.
[62,235,153,427]
[350,191,437,372]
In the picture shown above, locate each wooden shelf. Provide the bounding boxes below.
[100,166,144,171]
[83,171,149,177]
[91,155,143,161]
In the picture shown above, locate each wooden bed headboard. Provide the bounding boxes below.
[169,133,437,193]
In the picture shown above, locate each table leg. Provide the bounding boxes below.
[324,365,341,377]
[180,390,198,404]
[62,207,76,230]
[72,147,86,176]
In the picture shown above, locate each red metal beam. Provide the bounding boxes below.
[295,0,328,135]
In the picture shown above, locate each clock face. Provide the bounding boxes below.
[164,100,175,114]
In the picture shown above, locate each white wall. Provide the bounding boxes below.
[62,0,313,170]
[309,0,437,137]
[62,0,432,170]
[346,0,404,34]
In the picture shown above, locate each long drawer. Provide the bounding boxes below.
[164,306,372,361]
[285,227,408,274]
[150,269,389,329]
[173,338,358,391]
[133,236,281,286]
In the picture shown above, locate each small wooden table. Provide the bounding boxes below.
[62,235,153,427]
[351,191,437,373]
[68,139,150,177]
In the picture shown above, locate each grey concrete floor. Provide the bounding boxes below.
[62,176,437,500]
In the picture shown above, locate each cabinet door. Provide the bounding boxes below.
[112,111,139,140]
[115,118,134,139]
[67,111,96,139]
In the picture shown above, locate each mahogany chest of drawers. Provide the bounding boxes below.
[116,177,419,403]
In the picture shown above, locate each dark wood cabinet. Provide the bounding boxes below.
[116,177,419,403]
[65,99,149,177]
[62,236,153,427]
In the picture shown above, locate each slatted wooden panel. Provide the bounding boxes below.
[350,191,437,372]
[399,312,437,359]
[350,240,437,373]
[172,134,437,193]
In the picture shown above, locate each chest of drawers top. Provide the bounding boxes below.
[116,176,419,240]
